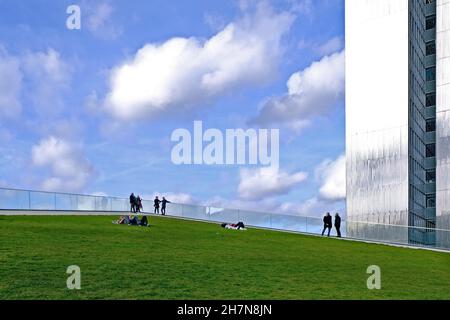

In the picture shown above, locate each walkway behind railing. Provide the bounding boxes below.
[1,187,449,251]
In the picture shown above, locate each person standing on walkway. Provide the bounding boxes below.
[321,212,332,237]
[161,197,171,216]
[129,193,136,213]
[136,195,143,213]
[154,196,161,214]
[334,213,342,238]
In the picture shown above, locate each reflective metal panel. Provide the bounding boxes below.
[436,0,450,247]
[346,0,410,242]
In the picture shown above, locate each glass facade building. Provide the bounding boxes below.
[436,0,450,247]
[346,0,450,248]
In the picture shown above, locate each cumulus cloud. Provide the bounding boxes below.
[238,166,307,201]
[0,48,22,118]
[22,48,72,115]
[251,50,345,128]
[316,154,346,201]
[31,136,94,192]
[104,3,294,121]
[0,47,71,120]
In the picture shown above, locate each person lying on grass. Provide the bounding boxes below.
[114,215,130,224]
[221,222,246,230]
[113,215,149,227]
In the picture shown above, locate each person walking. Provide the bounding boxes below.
[334,213,342,238]
[129,193,136,213]
[321,212,332,237]
[154,196,161,214]
[161,197,171,216]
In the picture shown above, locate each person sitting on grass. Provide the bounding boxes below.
[114,215,149,227]
[129,215,139,225]
[114,216,125,224]
[139,215,149,227]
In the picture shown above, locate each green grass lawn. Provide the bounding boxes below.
[0,215,449,300]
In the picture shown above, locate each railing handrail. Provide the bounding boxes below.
[345,220,450,233]
[1,186,450,232]
[0,186,344,221]
[0,186,126,200]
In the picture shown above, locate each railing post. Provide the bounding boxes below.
[306,217,308,233]
[54,193,56,210]
[28,191,31,210]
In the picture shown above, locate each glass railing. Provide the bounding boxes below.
[1,187,449,251]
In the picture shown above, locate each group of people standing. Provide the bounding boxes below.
[153,196,171,215]
[129,193,171,216]
[321,212,342,237]
[129,193,143,213]
[128,193,342,238]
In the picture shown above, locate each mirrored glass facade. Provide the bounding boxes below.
[346,0,448,248]
[436,0,450,247]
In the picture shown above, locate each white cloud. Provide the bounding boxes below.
[31,136,94,192]
[84,1,122,39]
[316,154,346,201]
[104,3,294,121]
[92,191,108,197]
[279,196,345,218]
[203,13,226,31]
[0,47,71,120]
[251,50,345,127]
[288,0,313,16]
[315,36,344,56]
[238,166,307,201]
[0,48,22,118]
[22,48,72,115]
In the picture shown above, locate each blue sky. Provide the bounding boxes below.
[0,0,346,217]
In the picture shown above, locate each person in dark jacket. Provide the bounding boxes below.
[321,212,332,237]
[161,197,171,215]
[129,215,139,225]
[334,213,342,238]
[129,193,136,213]
[136,196,143,213]
[139,215,148,227]
[154,196,161,214]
